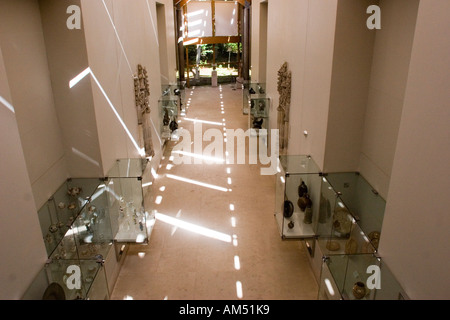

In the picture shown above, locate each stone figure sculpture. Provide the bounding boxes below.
[277,62,292,153]
[134,64,155,158]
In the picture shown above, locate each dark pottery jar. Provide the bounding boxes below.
[297,194,312,212]
[283,200,294,218]
[352,282,367,300]
[298,181,308,198]
[288,221,295,229]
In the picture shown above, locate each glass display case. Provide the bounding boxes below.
[106,158,155,244]
[38,178,104,257]
[23,257,109,300]
[316,172,385,256]
[243,82,266,115]
[318,254,409,300]
[275,155,323,239]
[159,96,179,140]
[162,83,186,116]
[249,97,270,136]
[32,158,153,300]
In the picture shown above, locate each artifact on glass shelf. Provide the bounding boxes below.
[42,283,66,300]
[249,87,256,94]
[368,231,380,250]
[163,109,170,126]
[134,64,155,158]
[352,282,367,300]
[288,221,295,229]
[258,100,265,112]
[332,207,352,236]
[67,187,82,197]
[297,193,312,212]
[68,202,77,211]
[170,120,179,133]
[51,200,64,229]
[283,200,294,218]
[319,195,332,224]
[326,240,341,252]
[298,181,308,198]
[47,203,58,233]
[277,62,292,153]
[345,237,358,254]
[252,118,264,130]
[45,233,54,244]
[303,206,313,224]
[58,202,66,210]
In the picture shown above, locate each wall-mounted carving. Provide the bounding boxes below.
[134,64,155,158]
[277,62,291,153]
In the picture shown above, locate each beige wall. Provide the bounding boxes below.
[359,0,419,199]
[253,0,337,168]
[323,0,376,174]
[0,0,70,209]
[378,0,450,299]
[40,0,104,179]
[0,0,177,298]
[81,0,175,175]
[0,44,48,300]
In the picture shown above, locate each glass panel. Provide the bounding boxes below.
[159,96,180,140]
[107,158,147,178]
[274,161,287,237]
[243,82,266,115]
[106,159,151,244]
[341,254,380,300]
[325,254,408,300]
[38,178,102,257]
[43,259,87,300]
[279,155,320,175]
[275,155,322,239]
[325,172,386,245]
[327,255,349,294]
[318,259,342,300]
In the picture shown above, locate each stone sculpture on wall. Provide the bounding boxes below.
[134,64,155,158]
[277,62,292,153]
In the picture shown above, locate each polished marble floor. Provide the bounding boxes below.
[110,84,318,300]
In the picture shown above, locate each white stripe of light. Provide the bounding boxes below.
[155,212,232,243]
[166,174,228,192]
[0,96,15,113]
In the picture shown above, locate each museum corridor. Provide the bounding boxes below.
[110,85,318,300]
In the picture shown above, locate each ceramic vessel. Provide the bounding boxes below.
[303,207,313,224]
[352,282,367,300]
[326,240,340,252]
[288,221,295,229]
[345,238,358,254]
[297,194,312,212]
[298,181,308,198]
[283,200,294,218]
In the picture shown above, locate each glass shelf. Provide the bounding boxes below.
[319,254,409,300]
[106,159,154,244]
[161,83,186,116]
[38,178,104,257]
[159,96,180,141]
[22,258,109,300]
[275,155,323,239]
[32,158,154,300]
[316,172,385,256]
[243,82,266,115]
